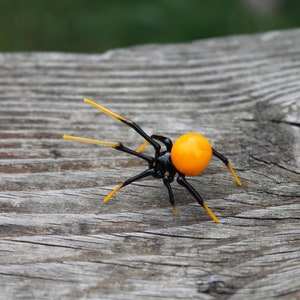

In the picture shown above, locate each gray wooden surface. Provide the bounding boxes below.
[0,29,299,300]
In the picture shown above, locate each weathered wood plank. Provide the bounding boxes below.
[0,29,299,299]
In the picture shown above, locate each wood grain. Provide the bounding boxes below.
[0,29,299,299]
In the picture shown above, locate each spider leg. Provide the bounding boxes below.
[177,175,219,223]
[104,168,155,202]
[63,135,154,165]
[151,135,173,151]
[84,99,161,155]
[162,176,179,215]
[136,140,149,153]
[212,148,242,186]
[136,134,173,153]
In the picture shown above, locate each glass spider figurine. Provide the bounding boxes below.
[64,99,242,223]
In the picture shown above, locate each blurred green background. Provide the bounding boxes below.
[0,0,299,53]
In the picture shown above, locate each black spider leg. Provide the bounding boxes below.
[150,134,173,152]
[212,148,242,186]
[84,99,162,156]
[101,142,157,202]
[63,135,154,166]
[120,120,162,157]
[177,174,219,223]
[104,168,156,203]
[162,176,179,215]
[114,142,154,166]
[212,148,230,166]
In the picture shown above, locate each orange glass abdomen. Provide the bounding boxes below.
[171,133,212,176]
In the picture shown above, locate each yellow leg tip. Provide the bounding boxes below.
[103,195,111,203]
[83,98,125,123]
[84,98,97,106]
[172,205,179,215]
[136,140,149,153]
[63,135,118,148]
[103,183,124,203]
[227,163,242,187]
[203,202,219,223]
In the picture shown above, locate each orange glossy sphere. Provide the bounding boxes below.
[171,133,212,176]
